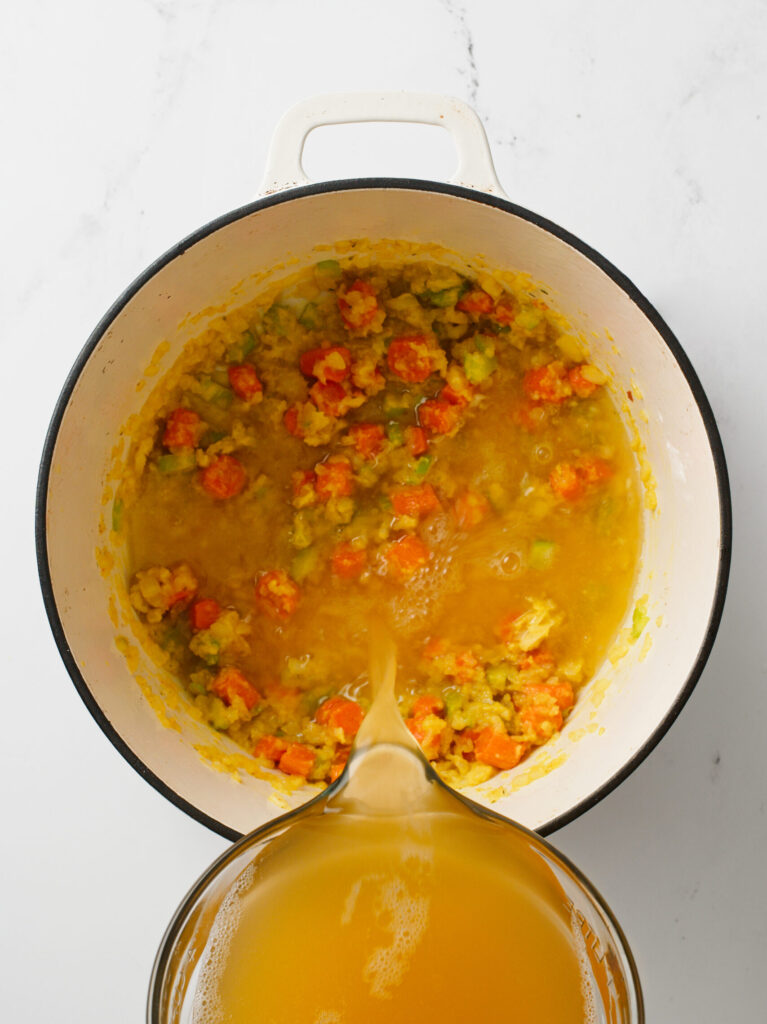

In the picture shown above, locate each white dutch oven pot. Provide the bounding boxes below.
[37,94,731,839]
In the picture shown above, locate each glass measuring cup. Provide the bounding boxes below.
[148,665,644,1023]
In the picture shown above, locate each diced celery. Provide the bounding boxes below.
[516,308,542,331]
[486,664,508,690]
[386,421,404,446]
[529,539,556,570]
[414,455,433,478]
[199,376,233,408]
[201,429,227,448]
[187,672,210,697]
[631,605,650,640]
[298,302,319,329]
[291,545,320,582]
[315,259,342,277]
[262,303,294,336]
[444,689,463,720]
[111,498,124,532]
[227,330,255,364]
[157,452,197,474]
[464,351,498,384]
[423,286,461,308]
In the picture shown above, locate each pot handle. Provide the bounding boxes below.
[259,92,507,198]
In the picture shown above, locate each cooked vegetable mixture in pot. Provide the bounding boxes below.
[120,251,642,789]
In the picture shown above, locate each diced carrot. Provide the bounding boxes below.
[349,422,386,460]
[254,734,288,762]
[519,647,556,672]
[210,667,261,711]
[162,408,202,451]
[473,728,527,770]
[454,649,479,681]
[390,483,440,519]
[457,289,494,315]
[299,345,352,384]
[419,399,462,435]
[567,364,599,399]
[329,747,350,782]
[165,564,198,607]
[189,598,222,631]
[284,405,303,438]
[405,715,443,758]
[550,456,612,500]
[523,362,572,404]
[338,279,379,331]
[331,542,366,579]
[279,742,316,777]
[549,462,584,501]
[387,335,434,383]
[575,455,612,485]
[453,489,489,529]
[316,695,365,738]
[548,679,575,712]
[200,455,247,499]
[517,681,572,737]
[517,700,563,738]
[441,383,472,408]
[315,457,353,500]
[492,297,518,325]
[405,426,428,456]
[256,570,301,620]
[411,694,444,718]
[227,364,263,402]
[291,469,318,506]
[385,535,430,578]
[309,380,349,417]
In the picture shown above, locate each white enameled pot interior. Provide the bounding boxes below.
[44,186,723,835]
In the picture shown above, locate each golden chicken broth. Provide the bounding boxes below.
[121,252,642,789]
[190,808,595,1024]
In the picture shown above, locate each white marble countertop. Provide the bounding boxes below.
[3,0,765,1020]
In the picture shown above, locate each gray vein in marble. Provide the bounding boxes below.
[439,0,479,106]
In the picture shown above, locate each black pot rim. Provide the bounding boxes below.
[35,176,732,841]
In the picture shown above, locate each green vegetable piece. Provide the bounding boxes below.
[315,259,342,277]
[414,455,433,478]
[298,302,319,329]
[463,351,498,384]
[189,632,221,666]
[111,498,124,532]
[228,330,257,364]
[188,670,212,696]
[201,429,227,448]
[486,664,507,690]
[199,376,233,409]
[631,605,650,641]
[291,545,320,582]
[516,308,542,331]
[443,689,463,720]
[262,303,294,336]
[378,495,393,513]
[529,539,556,570]
[157,452,197,474]
[386,421,404,446]
[424,286,460,308]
